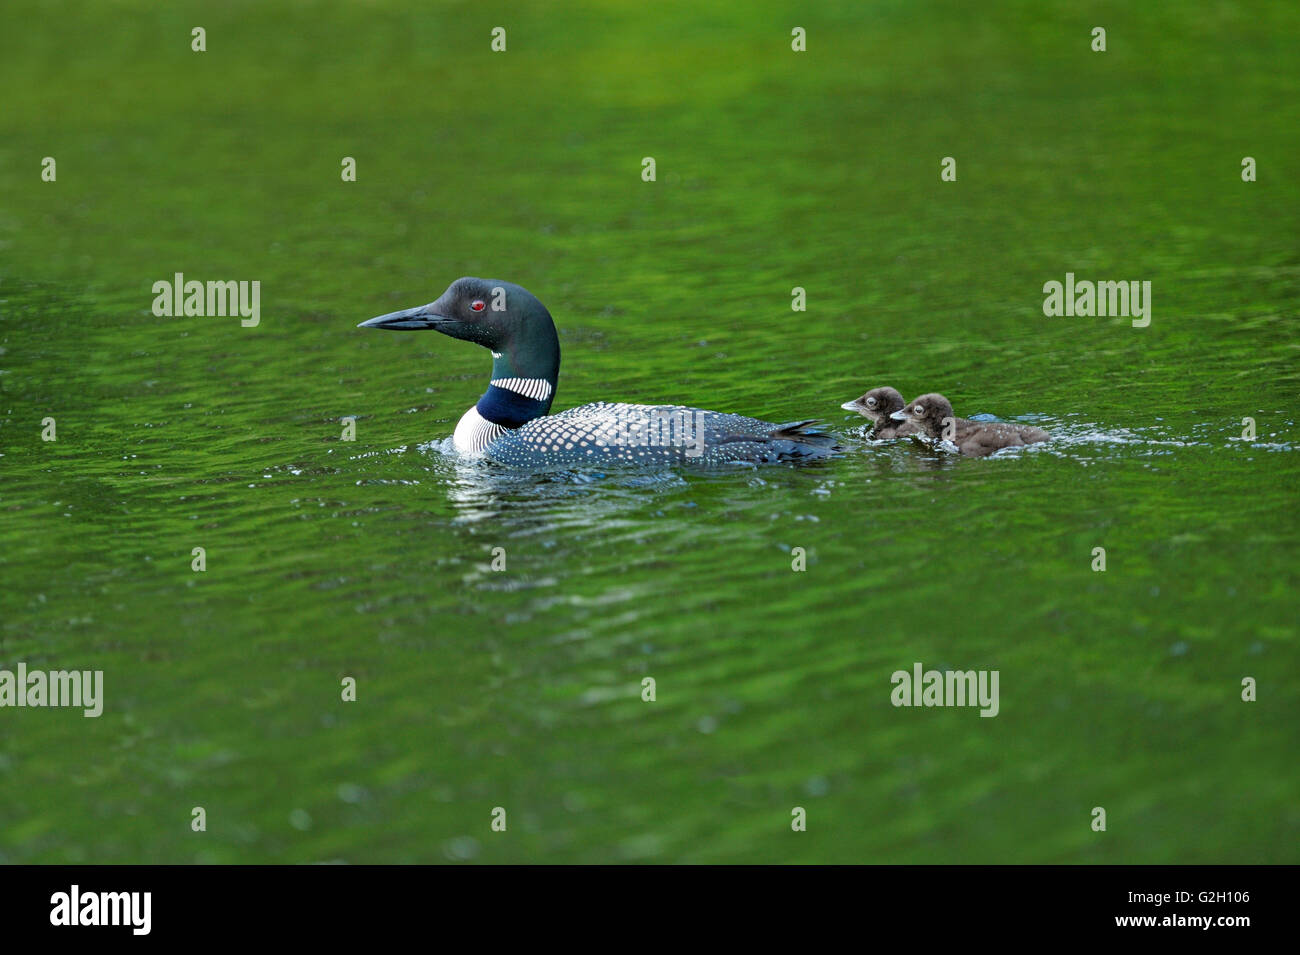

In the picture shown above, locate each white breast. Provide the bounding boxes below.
[453,406,508,455]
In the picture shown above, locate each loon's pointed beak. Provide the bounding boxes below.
[840,399,863,412]
[358,304,448,331]
[890,410,910,421]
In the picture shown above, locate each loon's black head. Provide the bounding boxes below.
[361,278,562,438]
[359,277,560,384]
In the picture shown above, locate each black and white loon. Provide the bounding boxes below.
[359,277,838,467]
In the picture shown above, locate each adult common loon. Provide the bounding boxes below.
[359,277,838,467]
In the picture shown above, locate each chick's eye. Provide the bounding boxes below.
[866,397,877,407]
[914,406,925,415]
[470,300,486,312]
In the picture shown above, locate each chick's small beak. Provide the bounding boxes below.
[890,410,910,421]
[841,399,865,412]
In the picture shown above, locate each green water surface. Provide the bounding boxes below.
[1,0,1297,863]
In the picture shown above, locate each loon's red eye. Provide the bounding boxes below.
[470,300,486,312]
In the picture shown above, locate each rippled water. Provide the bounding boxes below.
[1,0,1297,862]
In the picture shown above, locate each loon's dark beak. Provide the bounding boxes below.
[890,410,910,421]
[358,304,448,331]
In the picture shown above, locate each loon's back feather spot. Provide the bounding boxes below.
[483,403,839,467]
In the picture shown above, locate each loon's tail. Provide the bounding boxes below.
[717,419,841,462]
[768,419,840,457]
[770,419,838,445]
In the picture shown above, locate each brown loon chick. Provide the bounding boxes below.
[892,393,1049,457]
[841,386,918,440]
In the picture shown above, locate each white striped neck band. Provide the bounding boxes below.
[490,377,554,401]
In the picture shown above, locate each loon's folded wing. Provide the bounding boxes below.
[711,419,840,463]
[480,403,839,467]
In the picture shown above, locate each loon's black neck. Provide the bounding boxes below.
[476,383,550,428]
[474,333,560,429]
